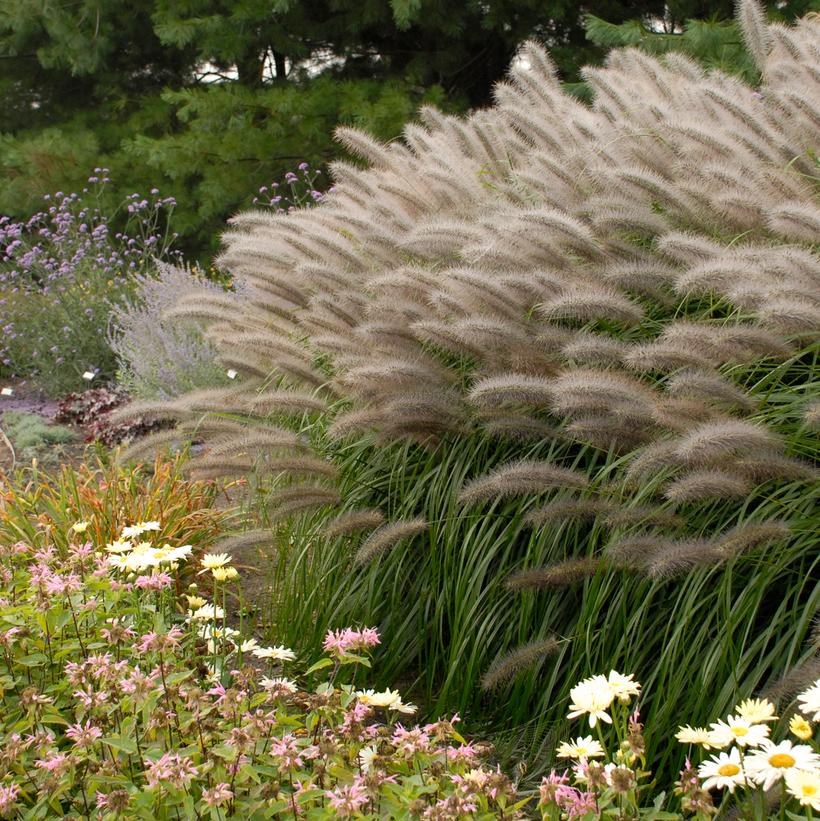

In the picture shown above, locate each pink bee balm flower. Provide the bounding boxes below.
[0,784,20,815]
[326,782,370,818]
[202,783,233,807]
[65,720,103,748]
[322,626,380,655]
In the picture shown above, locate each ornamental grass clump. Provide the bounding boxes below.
[121,0,819,782]
[0,517,521,819]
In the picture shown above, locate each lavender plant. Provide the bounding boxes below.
[109,263,232,401]
[0,171,179,395]
[109,164,329,403]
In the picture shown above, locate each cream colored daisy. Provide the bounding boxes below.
[735,697,778,724]
[709,715,770,749]
[744,740,820,791]
[789,714,813,741]
[185,595,207,610]
[121,522,160,539]
[797,679,820,722]
[260,676,297,694]
[567,675,615,727]
[187,603,225,621]
[697,747,745,793]
[105,539,132,554]
[784,769,820,811]
[252,645,296,661]
[71,521,90,534]
[607,670,641,702]
[239,639,260,653]
[200,552,232,571]
[675,725,719,749]
[556,736,606,760]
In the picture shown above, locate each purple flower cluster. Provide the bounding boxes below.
[251,162,330,212]
[0,170,180,394]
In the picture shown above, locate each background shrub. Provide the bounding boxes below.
[0,175,179,395]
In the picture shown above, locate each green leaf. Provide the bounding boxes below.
[305,657,333,675]
[103,735,138,755]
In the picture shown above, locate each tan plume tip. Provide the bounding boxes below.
[605,535,671,569]
[524,498,610,527]
[206,428,305,457]
[624,441,680,484]
[354,517,428,565]
[117,428,189,463]
[674,420,780,465]
[737,0,773,72]
[665,370,756,413]
[206,530,273,557]
[805,402,820,428]
[764,657,820,704]
[468,374,554,408]
[458,459,588,506]
[716,519,791,558]
[505,557,601,590]
[480,636,561,691]
[327,409,385,440]
[602,506,684,530]
[734,455,818,484]
[268,485,342,520]
[324,509,386,539]
[664,470,753,504]
[478,412,558,444]
[247,391,329,415]
[189,456,253,479]
[539,287,643,326]
[646,538,720,579]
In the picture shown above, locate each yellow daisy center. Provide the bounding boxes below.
[730,726,748,737]
[803,786,817,797]
[768,753,795,769]
[718,764,740,777]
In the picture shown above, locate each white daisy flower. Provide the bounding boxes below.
[797,679,820,722]
[252,645,296,661]
[708,715,770,748]
[567,675,615,727]
[785,769,820,811]
[698,747,745,793]
[675,725,720,749]
[556,736,606,760]
[744,740,820,791]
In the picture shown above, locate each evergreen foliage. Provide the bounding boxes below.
[2,0,811,258]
